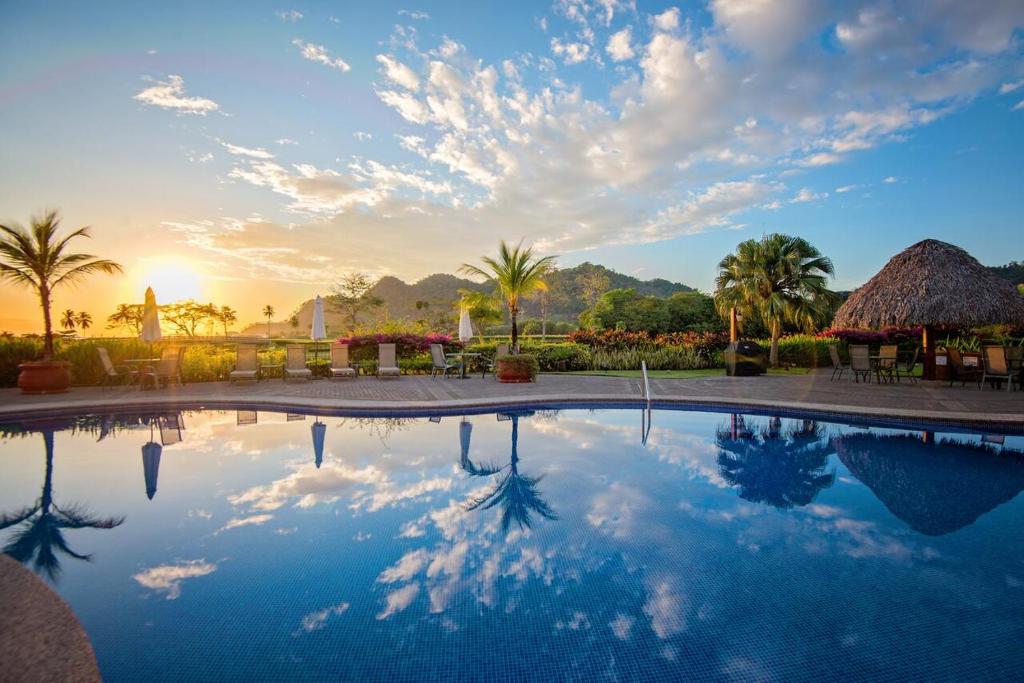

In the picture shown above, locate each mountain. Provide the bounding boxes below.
[241,263,695,336]
[989,261,1024,285]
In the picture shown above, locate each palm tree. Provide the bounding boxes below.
[60,309,76,331]
[262,304,275,338]
[75,311,92,331]
[106,303,144,335]
[714,233,836,367]
[716,416,835,509]
[0,211,122,359]
[460,241,557,350]
[0,429,125,581]
[464,413,557,533]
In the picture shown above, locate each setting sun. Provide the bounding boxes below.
[134,259,205,303]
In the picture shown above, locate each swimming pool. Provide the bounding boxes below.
[1,407,1022,681]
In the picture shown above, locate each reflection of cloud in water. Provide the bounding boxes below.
[610,613,636,640]
[377,582,420,619]
[133,559,217,599]
[299,602,349,632]
[643,577,688,639]
[378,549,429,583]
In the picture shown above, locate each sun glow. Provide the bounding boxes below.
[135,259,205,303]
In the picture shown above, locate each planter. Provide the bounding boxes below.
[17,360,72,394]
[496,355,538,383]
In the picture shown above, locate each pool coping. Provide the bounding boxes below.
[1,391,1021,434]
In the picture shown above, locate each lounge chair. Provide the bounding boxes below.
[430,343,460,378]
[828,345,848,382]
[230,344,259,382]
[980,346,1015,391]
[97,347,136,387]
[946,347,982,387]
[482,343,510,379]
[330,343,356,379]
[895,347,919,384]
[875,344,898,383]
[377,343,401,378]
[284,344,313,381]
[141,346,184,389]
[849,345,872,383]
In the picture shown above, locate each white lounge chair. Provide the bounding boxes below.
[377,343,401,378]
[330,343,357,379]
[284,344,313,381]
[230,344,259,382]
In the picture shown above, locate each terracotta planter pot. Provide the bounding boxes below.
[18,360,72,394]
[496,358,535,383]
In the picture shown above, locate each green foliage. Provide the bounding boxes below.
[591,346,712,371]
[666,291,725,332]
[756,334,836,367]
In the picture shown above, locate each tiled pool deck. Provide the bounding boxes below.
[0,370,1020,428]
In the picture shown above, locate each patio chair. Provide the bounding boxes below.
[230,344,259,382]
[482,343,510,379]
[284,344,313,381]
[141,346,184,389]
[828,345,848,381]
[946,347,982,387]
[849,345,872,383]
[1008,346,1024,390]
[875,344,898,383]
[329,343,356,379]
[895,347,919,384]
[430,343,460,378]
[97,347,136,387]
[377,343,401,378]
[980,346,1015,391]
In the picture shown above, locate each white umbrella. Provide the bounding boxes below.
[458,306,473,343]
[142,441,162,500]
[140,286,161,342]
[310,295,327,341]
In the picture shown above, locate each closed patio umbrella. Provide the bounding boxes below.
[140,286,161,343]
[311,419,326,468]
[458,306,473,343]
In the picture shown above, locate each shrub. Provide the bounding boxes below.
[336,332,459,361]
[591,346,713,371]
[523,342,591,372]
[758,334,835,367]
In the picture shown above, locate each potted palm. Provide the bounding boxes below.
[0,211,122,393]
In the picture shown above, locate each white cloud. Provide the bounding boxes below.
[275,138,298,145]
[1000,80,1024,94]
[606,27,635,62]
[378,549,429,583]
[835,184,859,193]
[217,513,274,533]
[133,560,217,600]
[652,7,680,32]
[1015,100,1024,111]
[376,54,421,91]
[791,187,827,203]
[398,9,430,20]
[277,9,303,22]
[551,37,591,64]
[292,39,351,72]
[220,140,275,159]
[133,75,220,115]
[882,175,899,184]
[353,131,373,141]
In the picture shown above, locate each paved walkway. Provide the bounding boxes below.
[0,371,1020,427]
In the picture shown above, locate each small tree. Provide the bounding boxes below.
[263,304,275,338]
[576,268,611,309]
[528,263,564,336]
[288,314,300,335]
[218,305,238,336]
[0,211,122,359]
[460,241,556,350]
[107,304,145,335]
[162,300,218,336]
[60,309,76,331]
[329,272,382,332]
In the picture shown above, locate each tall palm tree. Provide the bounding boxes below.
[219,305,238,336]
[0,430,125,581]
[460,241,557,350]
[0,211,122,359]
[464,414,557,533]
[262,304,275,338]
[106,303,144,335]
[60,309,76,331]
[75,311,92,330]
[714,233,836,367]
[716,416,835,509]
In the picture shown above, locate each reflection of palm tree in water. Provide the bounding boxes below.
[0,430,124,581]
[463,414,557,533]
[716,416,836,509]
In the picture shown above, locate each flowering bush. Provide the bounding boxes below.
[816,327,921,344]
[567,329,656,350]
[336,332,459,361]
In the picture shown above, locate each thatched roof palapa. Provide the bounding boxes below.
[833,239,1024,329]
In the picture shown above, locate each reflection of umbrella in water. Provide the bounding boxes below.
[465,412,557,533]
[142,441,162,500]
[716,416,836,509]
[0,429,125,581]
[311,419,326,468]
[833,432,1024,536]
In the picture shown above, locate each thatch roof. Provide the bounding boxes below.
[833,239,1024,329]
[833,433,1024,536]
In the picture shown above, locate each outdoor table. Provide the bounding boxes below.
[126,358,161,389]
[258,363,284,381]
[868,355,897,383]
[446,352,481,379]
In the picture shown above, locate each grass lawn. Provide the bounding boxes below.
[551,367,814,379]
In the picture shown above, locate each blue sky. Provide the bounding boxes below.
[1,0,1023,327]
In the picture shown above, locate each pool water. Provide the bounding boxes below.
[1,408,1023,681]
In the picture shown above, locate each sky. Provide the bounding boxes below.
[1,0,1023,332]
